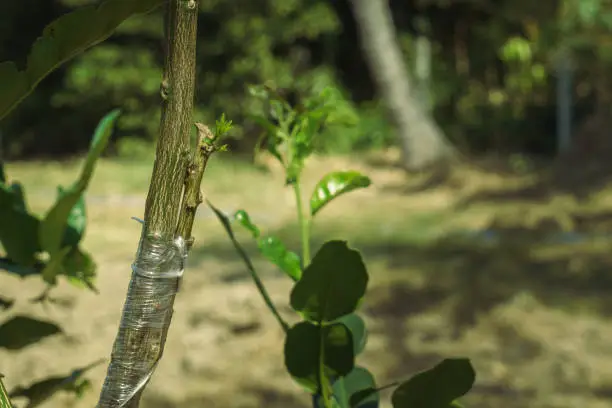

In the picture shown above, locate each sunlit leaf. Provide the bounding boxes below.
[233,210,302,281]
[310,171,371,217]
[39,109,119,258]
[55,186,87,248]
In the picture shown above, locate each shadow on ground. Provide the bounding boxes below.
[190,213,612,408]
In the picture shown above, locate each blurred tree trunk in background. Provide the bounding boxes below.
[348,0,453,171]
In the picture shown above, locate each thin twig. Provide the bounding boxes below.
[175,123,217,249]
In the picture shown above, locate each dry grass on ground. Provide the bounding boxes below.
[3,149,612,408]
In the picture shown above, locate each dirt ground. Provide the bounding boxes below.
[3,150,612,408]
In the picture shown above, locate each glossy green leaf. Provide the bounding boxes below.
[0,374,12,408]
[391,358,475,408]
[7,359,104,408]
[0,0,163,121]
[0,184,41,266]
[334,313,367,356]
[284,321,355,388]
[310,171,372,216]
[234,210,261,237]
[39,109,120,256]
[257,236,302,281]
[290,240,368,323]
[233,210,302,281]
[0,316,62,350]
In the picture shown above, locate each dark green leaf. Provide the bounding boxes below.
[0,316,62,350]
[391,358,476,408]
[0,184,41,266]
[39,109,120,256]
[0,0,164,121]
[0,162,5,183]
[334,314,367,356]
[233,210,302,281]
[284,321,354,388]
[290,240,368,323]
[0,374,12,408]
[7,182,26,211]
[0,62,29,121]
[310,171,372,216]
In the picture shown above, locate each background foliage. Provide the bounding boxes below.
[4,0,612,159]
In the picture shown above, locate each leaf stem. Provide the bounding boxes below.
[319,331,333,408]
[207,201,290,333]
[175,123,217,249]
[292,176,311,267]
[0,374,14,408]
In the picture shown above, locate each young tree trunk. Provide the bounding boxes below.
[348,0,453,171]
[97,1,199,407]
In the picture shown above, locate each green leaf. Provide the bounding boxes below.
[233,210,302,281]
[284,321,355,388]
[0,162,5,183]
[258,236,302,281]
[391,358,476,408]
[310,171,372,217]
[290,240,368,323]
[344,367,379,408]
[0,316,62,350]
[334,314,367,356]
[0,0,164,121]
[234,210,261,237]
[41,246,71,285]
[0,184,41,266]
[55,186,87,248]
[62,248,97,292]
[39,109,120,256]
[0,62,29,121]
